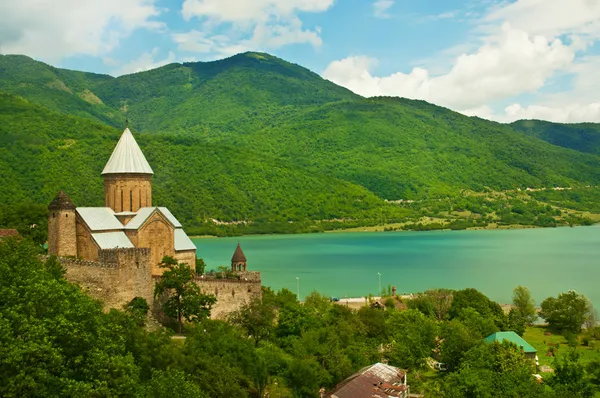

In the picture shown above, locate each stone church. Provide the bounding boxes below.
[48,127,196,275]
[47,127,261,319]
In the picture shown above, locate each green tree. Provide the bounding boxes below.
[436,341,545,397]
[512,285,537,324]
[228,297,276,347]
[507,308,527,336]
[540,290,591,333]
[154,256,216,333]
[195,258,207,275]
[125,297,150,327]
[548,350,597,397]
[386,309,439,369]
[140,369,208,398]
[449,288,506,329]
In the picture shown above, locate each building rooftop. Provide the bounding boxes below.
[232,242,247,262]
[48,190,76,210]
[77,207,123,231]
[92,231,135,250]
[101,128,153,175]
[124,207,182,230]
[484,331,537,353]
[174,229,196,251]
[76,206,194,253]
[0,229,20,238]
[331,363,407,398]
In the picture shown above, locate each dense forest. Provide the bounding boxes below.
[2,238,600,397]
[1,52,600,234]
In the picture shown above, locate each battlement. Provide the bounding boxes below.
[192,270,261,283]
[98,247,151,269]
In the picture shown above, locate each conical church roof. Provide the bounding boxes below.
[101,128,154,175]
[231,243,247,262]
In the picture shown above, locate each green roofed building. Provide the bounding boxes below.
[484,331,537,360]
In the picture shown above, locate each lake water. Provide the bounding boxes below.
[192,226,600,307]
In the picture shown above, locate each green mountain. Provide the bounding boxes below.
[512,119,600,156]
[1,52,600,233]
[0,92,397,233]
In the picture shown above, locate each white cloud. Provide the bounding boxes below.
[113,47,176,76]
[0,0,164,61]
[325,0,600,123]
[181,0,334,22]
[373,0,394,18]
[485,0,600,40]
[175,0,332,56]
[323,24,574,111]
[466,55,600,123]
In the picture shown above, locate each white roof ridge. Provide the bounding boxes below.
[101,128,154,175]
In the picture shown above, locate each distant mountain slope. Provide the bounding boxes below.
[0,54,120,126]
[511,119,600,156]
[1,52,600,207]
[0,92,392,228]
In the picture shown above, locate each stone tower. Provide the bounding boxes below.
[231,243,247,271]
[102,128,154,214]
[47,190,77,256]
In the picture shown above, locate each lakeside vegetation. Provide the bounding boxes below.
[2,237,600,397]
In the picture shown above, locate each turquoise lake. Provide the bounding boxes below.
[192,226,600,307]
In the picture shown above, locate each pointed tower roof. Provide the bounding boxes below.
[231,243,247,262]
[101,128,153,175]
[48,190,76,210]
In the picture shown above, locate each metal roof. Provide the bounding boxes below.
[484,331,537,353]
[77,207,123,231]
[91,232,134,249]
[174,229,196,251]
[331,363,407,398]
[101,128,154,175]
[158,207,182,228]
[124,207,182,230]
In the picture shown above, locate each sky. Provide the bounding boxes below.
[1,0,599,123]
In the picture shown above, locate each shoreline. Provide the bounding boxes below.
[189,220,598,239]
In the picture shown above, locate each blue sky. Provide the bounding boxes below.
[1,0,600,123]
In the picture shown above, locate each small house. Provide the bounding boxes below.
[484,331,537,360]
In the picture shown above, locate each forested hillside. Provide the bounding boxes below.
[1,52,600,233]
[0,93,404,232]
[512,119,600,156]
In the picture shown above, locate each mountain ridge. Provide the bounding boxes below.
[1,52,600,232]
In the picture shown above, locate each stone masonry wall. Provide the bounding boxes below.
[48,209,77,257]
[61,248,153,311]
[192,272,262,319]
[104,173,152,213]
[61,251,261,321]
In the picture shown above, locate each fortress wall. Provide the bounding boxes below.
[192,277,262,319]
[60,251,261,321]
[61,248,153,311]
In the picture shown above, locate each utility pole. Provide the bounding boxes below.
[296,277,300,302]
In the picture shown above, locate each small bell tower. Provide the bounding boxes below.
[231,243,247,272]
